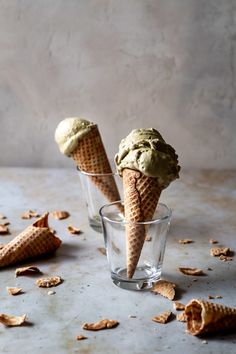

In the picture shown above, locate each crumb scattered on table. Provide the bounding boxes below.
[15,266,41,277]
[7,287,23,295]
[36,276,63,288]
[50,211,70,220]
[151,280,176,300]
[21,210,40,219]
[0,225,9,235]
[83,319,119,331]
[178,239,193,244]
[0,313,26,326]
[210,247,230,257]
[76,335,87,341]
[209,239,218,244]
[67,225,81,234]
[178,267,205,276]
[173,301,185,311]
[152,311,172,324]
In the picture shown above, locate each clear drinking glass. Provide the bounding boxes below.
[99,201,172,291]
[78,168,122,232]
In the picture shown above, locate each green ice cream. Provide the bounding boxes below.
[115,128,180,188]
[55,117,95,156]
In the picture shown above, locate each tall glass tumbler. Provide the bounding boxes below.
[78,168,122,232]
[100,201,172,291]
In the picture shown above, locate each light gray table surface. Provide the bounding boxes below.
[0,167,235,354]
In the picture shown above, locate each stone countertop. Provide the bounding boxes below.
[0,168,235,354]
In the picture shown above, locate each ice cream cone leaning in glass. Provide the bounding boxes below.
[114,128,181,280]
[55,117,122,231]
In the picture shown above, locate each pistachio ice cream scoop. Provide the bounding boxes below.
[55,117,95,156]
[115,128,180,188]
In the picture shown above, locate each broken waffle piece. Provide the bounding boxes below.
[152,310,172,324]
[50,211,70,220]
[173,301,185,311]
[83,319,119,331]
[210,247,230,257]
[36,276,63,288]
[209,239,218,244]
[76,335,87,341]
[151,280,176,300]
[67,225,81,234]
[176,312,187,322]
[0,313,26,326]
[178,267,205,276]
[21,210,40,219]
[185,299,236,336]
[2,221,10,226]
[7,287,23,296]
[97,247,106,255]
[15,265,41,277]
[0,213,61,268]
[178,239,193,244]
[0,225,9,235]
[208,295,223,300]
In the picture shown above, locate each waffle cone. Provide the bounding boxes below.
[123,168,162,278]
[71,125,121,205]
[185,299,236,335]
[0,213,61,267]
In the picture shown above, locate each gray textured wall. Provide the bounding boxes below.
[0,0,235,169]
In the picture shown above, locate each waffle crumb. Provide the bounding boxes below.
[21,210,40,219]
[0,313,26,326]
[209,239,218,244]
[173,302,185,311]
[76,335,87,340]
[15,266,41,277]
[7,287,22,295]
[83,319,119,331]
[178,267,205,276]
[178,239,193,244]
[152,311,172,324]
[210,247,230,257]
[67,225,81,234]
[36,276,63,288]
[50,211,70,220]
[0,225,9,235]
[151,280,176,300]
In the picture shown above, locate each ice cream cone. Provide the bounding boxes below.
[115,128,180,279]
[0,213,61,267]
[185,299,236,335]
[123,168,162,278]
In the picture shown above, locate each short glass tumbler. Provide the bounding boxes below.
[99,201,172,291]
[78,168,122,232]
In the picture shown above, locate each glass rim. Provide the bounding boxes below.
[77,166,119,177]
[99,201,172,225]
